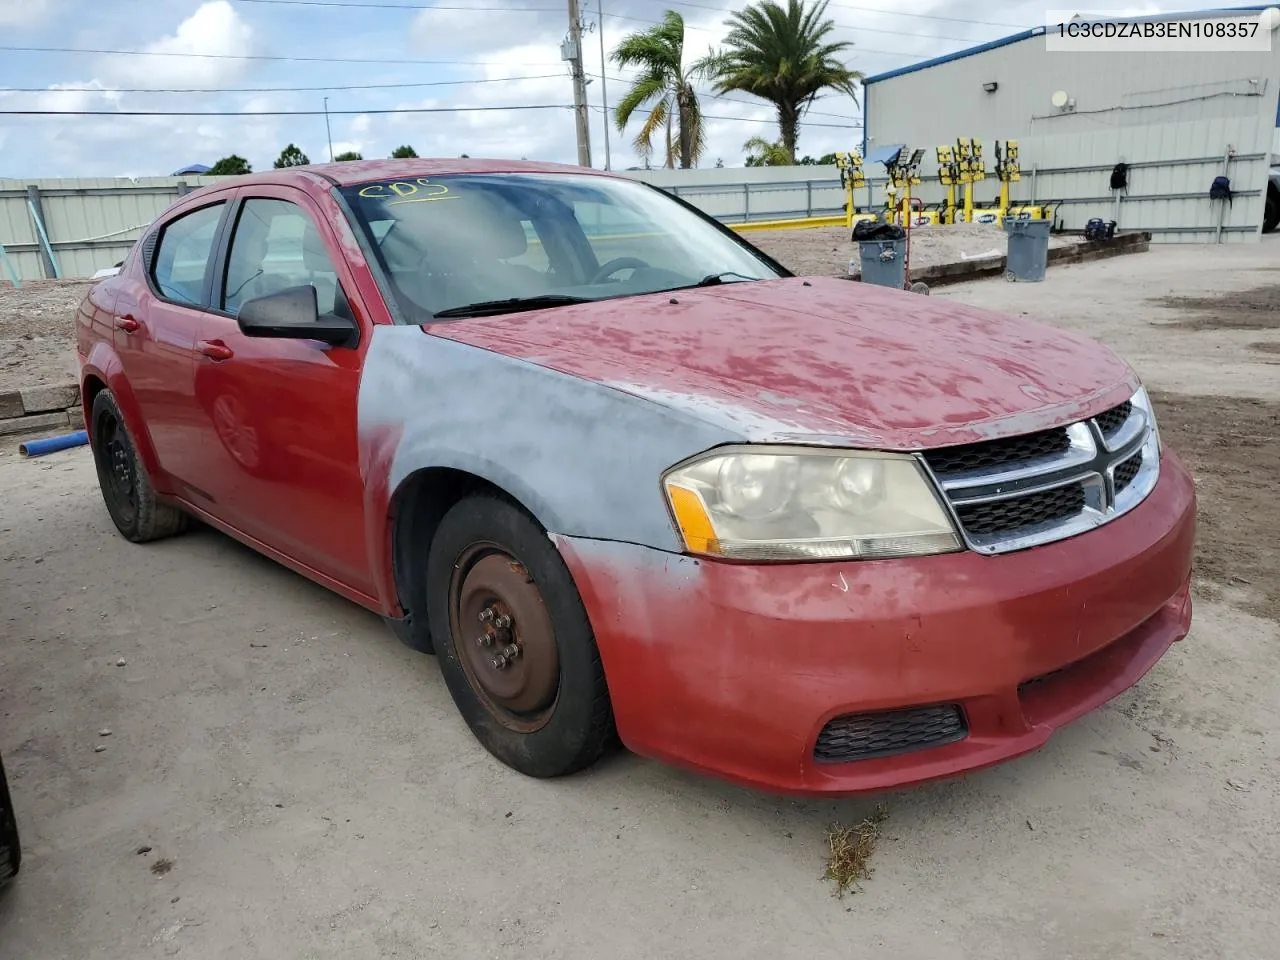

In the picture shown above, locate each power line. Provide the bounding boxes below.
[0,104,574,116]
[589,72,861,122]
[0,74,566,95]
[588,103,860,130]
[229,0,1027,29]
[0,45,561,66]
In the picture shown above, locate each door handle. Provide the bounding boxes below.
[198,340,234,362]
[116,315,140,333]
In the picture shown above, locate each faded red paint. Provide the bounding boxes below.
[556,451,1196,796]
[431,276,1138,449]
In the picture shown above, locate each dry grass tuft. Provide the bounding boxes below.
[822,805,889,899]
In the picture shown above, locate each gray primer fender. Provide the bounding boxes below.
[358,324,746,552]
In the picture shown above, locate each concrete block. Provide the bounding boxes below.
[67,404,86,430]
[0,392,22,420]
[19,383,80,414]
[0,411,70,437]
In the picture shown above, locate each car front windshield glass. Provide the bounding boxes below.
[338,172,785,320]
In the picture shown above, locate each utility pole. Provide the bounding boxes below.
[562,0,592,167]
[323,97,334,162]
[597,0,611,170]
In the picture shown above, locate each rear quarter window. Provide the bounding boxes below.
[150,202,225,306]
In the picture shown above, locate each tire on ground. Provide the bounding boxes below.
[1264,184,1279,234]
[0,753,20,885]
[425,494,616,778]
[90,389,188,543]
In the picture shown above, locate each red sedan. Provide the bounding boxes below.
[75,159,1195,796]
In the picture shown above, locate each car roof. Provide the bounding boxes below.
[230,158,616,190]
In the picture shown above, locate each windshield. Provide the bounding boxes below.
[338,172,786,320]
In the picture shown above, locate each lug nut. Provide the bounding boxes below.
[477,633,494,648]
[501,643,520,660]
[478,609,495,623]
[494,614,512,629]
[491,655,509,670]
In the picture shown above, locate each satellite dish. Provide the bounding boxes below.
[1051,90,1069,108]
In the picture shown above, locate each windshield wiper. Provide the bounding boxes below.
[687,271,761,288]
[431,294,594,319]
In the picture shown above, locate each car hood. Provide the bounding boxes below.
[427,276,1139,450]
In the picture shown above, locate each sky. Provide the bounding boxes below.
[0,0,1197,177]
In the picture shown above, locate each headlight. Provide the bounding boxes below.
[662,445,962,562]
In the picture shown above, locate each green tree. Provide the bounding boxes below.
[743,135,791,167]
[333,150,363,162]
[701,0,862,164]
[208,154,252,176]
[273,143,310,168]
[611,10,708,169]
[390,144,418,158]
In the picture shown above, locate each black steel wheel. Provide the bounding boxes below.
[0,753,20,885]
[425,494,616,778]
[90,389,187,543]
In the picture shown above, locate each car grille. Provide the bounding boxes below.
[1094,400,1131,438]
[813,705,967,763]
[955,482,1086,535]
[924,427,1069,477]
[920,395,1159,554]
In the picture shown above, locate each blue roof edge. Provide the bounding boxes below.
[863,5,1271,85]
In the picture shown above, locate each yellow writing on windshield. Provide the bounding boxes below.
[358,178,456,204]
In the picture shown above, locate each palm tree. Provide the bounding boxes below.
[743,136,791,167]
[699,0,861,164]
[612,11,707,169]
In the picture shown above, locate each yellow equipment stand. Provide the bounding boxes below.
[936,144,959,224]
[885,148,924,227]
[835,151,869,229]
[995,140,1021,222]
[955,138,986,223]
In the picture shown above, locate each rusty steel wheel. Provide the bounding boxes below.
[426,494,616,778]
[449,544,560,733]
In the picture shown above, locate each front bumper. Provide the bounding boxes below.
[556,450,1197,796]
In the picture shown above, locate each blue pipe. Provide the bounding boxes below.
[18,430,88,458]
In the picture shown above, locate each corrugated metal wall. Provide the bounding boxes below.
[863,20,1280,241]
[0,177,220,281]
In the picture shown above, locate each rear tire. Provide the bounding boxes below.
[1263,185,1279,234]
[90,389,188,543]
[425,495,615,778]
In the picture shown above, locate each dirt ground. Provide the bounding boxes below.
[2,241,1280,959]
[0,281,88,395]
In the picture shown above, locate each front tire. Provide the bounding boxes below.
[1264,185,1279,234]
[90,389,188,543]
[425,495,615,778]
[0,753,20,885]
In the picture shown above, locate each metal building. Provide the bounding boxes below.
[862,6,1280,242]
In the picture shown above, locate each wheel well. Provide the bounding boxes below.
[82,375,107,423]
[389,468,538,624]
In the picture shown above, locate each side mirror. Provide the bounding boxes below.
[237,285,358,347]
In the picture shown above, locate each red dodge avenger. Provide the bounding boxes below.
[75,159,1196,795]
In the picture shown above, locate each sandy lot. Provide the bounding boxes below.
[749,221,1078,278]
[1,241,1279,959]
[0,281,88,395]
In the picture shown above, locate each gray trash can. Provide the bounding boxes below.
[858,238,906,288]
[1003,218,1051,282]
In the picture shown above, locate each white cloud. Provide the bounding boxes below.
[0,0,55,28]
[100,0,257,89]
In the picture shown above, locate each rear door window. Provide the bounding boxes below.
[151,202,225,306]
